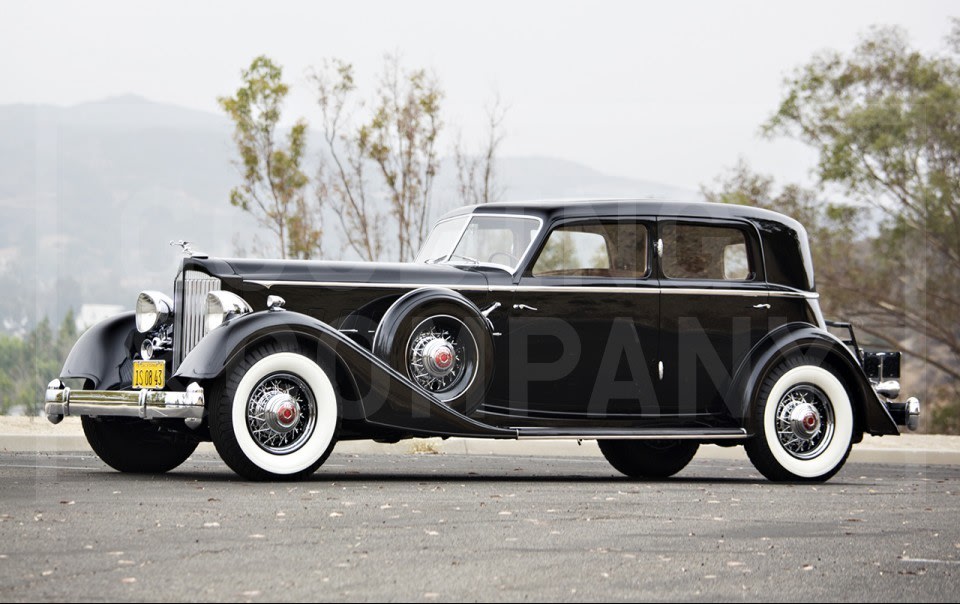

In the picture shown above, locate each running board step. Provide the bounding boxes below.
[515,428,748,440]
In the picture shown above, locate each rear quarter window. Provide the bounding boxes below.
[661,223,754,281]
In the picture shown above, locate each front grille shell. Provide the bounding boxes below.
[172,270,221,372]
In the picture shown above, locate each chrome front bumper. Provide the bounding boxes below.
[44,380,205,424]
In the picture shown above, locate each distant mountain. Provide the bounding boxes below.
[0,96,695,331]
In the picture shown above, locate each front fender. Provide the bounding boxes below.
[371,286,492,357]
[728,322,899,437]
[61,311,136,390]
[174,310,515,438]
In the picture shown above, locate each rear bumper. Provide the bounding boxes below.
[43,379,205,424]
[883,395,921,432]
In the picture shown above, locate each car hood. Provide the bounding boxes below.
[186,257,492,289]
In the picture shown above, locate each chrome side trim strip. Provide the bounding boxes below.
[516,428,749,440]
[662,288,800,298]
[247,279,819,299]
[249,280,492,292]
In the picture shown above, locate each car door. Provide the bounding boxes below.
[655,219,768,423]
[489,218,660,420]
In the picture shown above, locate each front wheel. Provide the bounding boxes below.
[209,343,340,481]
[744,358,854,482]
[82,416,199,474]
[598,439,699,478]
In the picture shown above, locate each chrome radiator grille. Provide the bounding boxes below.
[172,270,221,371]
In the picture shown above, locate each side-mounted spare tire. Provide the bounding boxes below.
[373,289,495,416]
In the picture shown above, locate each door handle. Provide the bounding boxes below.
[512,304,539,311]
[752,303,771,309]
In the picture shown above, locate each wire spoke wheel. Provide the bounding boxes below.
[245,372,318,455]
[405,315,478,400]
[774,384,835,460]
[210,346,339,481]
[745,359,854,482]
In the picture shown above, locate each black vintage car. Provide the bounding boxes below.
[44,200,919,482]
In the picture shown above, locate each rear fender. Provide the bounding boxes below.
[727,323,899,438]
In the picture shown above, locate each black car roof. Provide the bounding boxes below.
[441,198,815,292]
[442,198,803,230]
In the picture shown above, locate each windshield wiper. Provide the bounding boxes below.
[446,253,479,265]
[423,253,479,266]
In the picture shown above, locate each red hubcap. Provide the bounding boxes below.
[434,347,454,370]
[803,413,817,430]
[276,402,298,427]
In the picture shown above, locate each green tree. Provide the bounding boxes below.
[0,311,79,415]
[219,56,320,259]
[764,24,960,375]
[708,22,960,431]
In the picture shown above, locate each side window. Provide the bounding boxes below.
[532,222,648,278]
[661,223,753,281]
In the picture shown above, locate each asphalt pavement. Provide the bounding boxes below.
[1,450,958,602]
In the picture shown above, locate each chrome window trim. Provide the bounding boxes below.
[422,213,544,275]
[416,215,470,264]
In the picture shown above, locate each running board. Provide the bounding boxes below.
[515,427,748,440]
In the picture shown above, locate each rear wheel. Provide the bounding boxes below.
[82,416,199,474]
[209,343,339,481]
[744,357,854,482]
[598,439,699,478]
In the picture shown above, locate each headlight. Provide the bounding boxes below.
[205,291,253,333]
[135,291,173,333]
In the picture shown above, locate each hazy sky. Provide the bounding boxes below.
[2,0,955,191]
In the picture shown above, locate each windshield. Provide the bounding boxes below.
[417,214,541,272]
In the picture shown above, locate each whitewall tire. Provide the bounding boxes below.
[210,344,339,481]
[745,359,854,482]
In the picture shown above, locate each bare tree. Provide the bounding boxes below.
[455,95,507,205]
[312,54,443,261]
[366,54,443,261]
[311,59,383,261]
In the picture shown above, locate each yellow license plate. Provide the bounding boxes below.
[133,360,165,389]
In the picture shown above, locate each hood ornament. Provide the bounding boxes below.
[169,240,200,257]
